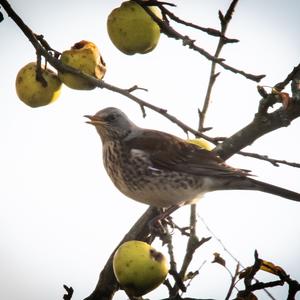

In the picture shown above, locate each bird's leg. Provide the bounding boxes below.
[162,213,192,237]
[148,205,180,237]
[150,204,180,226]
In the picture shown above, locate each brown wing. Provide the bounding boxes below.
[124,129,249,178]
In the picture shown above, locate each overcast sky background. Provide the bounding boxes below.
[1,1,300,299]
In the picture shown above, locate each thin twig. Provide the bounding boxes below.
[151,2,239,43]
[198,215,276,300]
[63,285,74,300]
[162,224,187,296]
[164,226,178,275]
[182,260,207,296]
[189,204,197,236]
[180,236,211,280]
[199,0,239,131]
[214,99,300,160]
[225,264,240,300]
[35,51,47,87]
[134,0,265,82]
[7,0,294,157]
[171,235,211,296]
[1,0,219,142]
[198,215,242,266]
[34,34,61,57]
[140,0,176,7]
[126,85,148,93]
[2,2,300,299]
[237,251,300,299]
[274,62,300,91]
[239,151,300,168]
[82,207,159,300]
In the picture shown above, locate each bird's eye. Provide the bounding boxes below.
[105,113,117,122]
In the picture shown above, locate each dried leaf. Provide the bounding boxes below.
[212,252,226,267]
[184,270,198,281]
[260,260,285,276]
[271,87,291,109]
[278,92,291,109]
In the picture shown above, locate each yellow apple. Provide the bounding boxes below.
[187,138,215,151]
[113,240,168,296]
[107,1,161,55]
[15,62,62,108]
[58,40,106,90]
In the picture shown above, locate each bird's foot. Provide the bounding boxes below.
[148,216,168,239]
[148,205,182,239]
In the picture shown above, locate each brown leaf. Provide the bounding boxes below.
[272,88,291,109]
[260,260,285,276]
[212,252,226,267]
[279,92,291,109]
[184,271,199,281]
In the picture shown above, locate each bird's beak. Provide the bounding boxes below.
[84,115,105,126]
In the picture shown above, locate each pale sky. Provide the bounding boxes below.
[1,1,300,299]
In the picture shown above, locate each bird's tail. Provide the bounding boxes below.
[229,177,300,202]
[251,178,300,202]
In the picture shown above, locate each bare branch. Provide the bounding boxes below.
[126,85,148,93]
[214,97,300,160]
[171,234,211,295]
[291,66,300,101]
[35,34,61,58]
[147,1,239,43]
[134,0,265,82]
[199,0,239,131]
[189,204,197,237]
[35,52,47,87]
[63,285,74,300]
[2,1,300,299]
[238,251,300,299]
[83,207,159,300]
[274,62,300,92]
[1,0,220,142]
[225,264,240,300]
[179,236,211,280]
[163,226,179,280]
[239,151,300,168]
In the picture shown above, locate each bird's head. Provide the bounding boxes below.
[85,107,137,142]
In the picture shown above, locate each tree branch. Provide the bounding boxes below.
[134,0,265,82]
[238,251,300,299]
[214,97,300,160]
[84,207,160,300]
[215,65,300,160]
[199,0,239,131]
[239,151,300,168]
[1,0,221,142]
[274,62,300,92]
[143,0,239,43]
[2,1,300,299]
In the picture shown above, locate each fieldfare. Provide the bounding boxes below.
[85,107,300,216]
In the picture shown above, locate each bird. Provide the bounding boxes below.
[84,107,300,217]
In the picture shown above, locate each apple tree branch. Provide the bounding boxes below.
[1,1,300,300]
